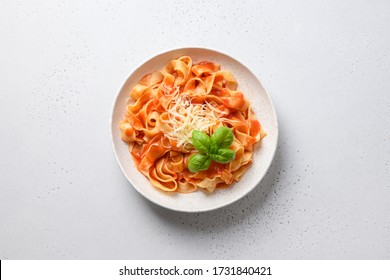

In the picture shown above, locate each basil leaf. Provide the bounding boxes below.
[209,148,236,164]
[210,141,219,155]
[211,127,234,149]
[188,154,211,172]
[192,130,211,153]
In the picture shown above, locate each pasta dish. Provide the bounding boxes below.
[119,56,266,193]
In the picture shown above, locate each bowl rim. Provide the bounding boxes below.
[110,46,279,212]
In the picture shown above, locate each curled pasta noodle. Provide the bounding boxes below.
[119,56,266,193]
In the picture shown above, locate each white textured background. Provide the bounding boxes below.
[1,0,389,259]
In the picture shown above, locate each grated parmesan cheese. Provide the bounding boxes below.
[166,95,226,148]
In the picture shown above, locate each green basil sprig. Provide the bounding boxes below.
[188,127,236,173]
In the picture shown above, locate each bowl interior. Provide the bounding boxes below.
[111,47,278,212]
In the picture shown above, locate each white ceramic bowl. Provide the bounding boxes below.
[111,47,278,212]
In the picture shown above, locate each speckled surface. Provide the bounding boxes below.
[1,0,390,259]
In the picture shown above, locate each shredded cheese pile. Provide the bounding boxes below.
[166,95,225,148]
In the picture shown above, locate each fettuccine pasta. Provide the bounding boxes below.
[119,56,266,193]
